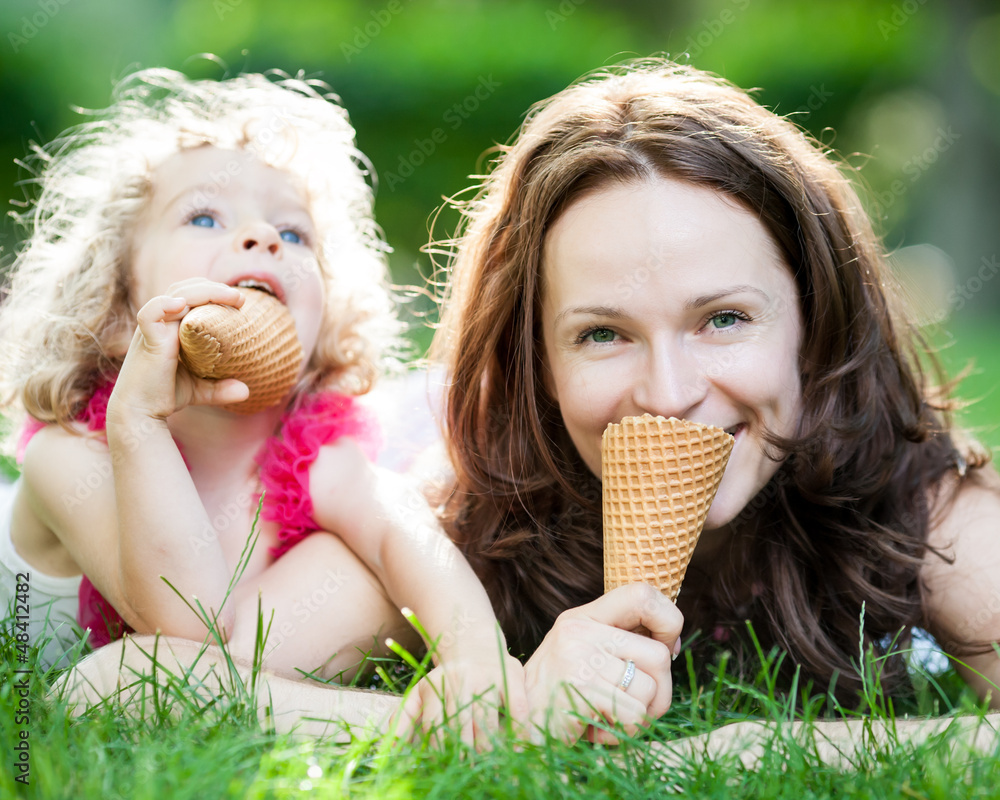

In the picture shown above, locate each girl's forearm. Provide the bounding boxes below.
[387,561,506,663]
[54,634,401,739]
[107,409,233,637]
[311,448,508,664]
[373,490,506,663]
[382,542,504,663]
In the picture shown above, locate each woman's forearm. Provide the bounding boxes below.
[649,713,1000,770]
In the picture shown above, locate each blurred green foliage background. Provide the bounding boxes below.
[0,0,997,444]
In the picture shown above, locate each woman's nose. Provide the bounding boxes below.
[633,340,709,420]
[234,221,282,256]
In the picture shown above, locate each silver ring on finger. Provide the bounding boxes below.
[618,659,636,691]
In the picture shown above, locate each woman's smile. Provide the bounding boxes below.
[540,176,804,531]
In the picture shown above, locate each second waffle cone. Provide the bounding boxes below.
[602,415,734,601]
[178,288,304,415]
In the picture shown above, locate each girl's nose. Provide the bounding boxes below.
[235,221,282,256]
[633,339,709,420]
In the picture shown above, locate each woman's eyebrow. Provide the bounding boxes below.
[684,284,769,310]
[553,286,770,326]
[552,305,627,327]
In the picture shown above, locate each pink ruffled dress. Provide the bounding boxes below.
[18,378,381,648]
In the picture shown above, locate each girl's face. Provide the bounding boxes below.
[540,177,803,532]
[130,146,325,359]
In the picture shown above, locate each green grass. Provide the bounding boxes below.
[3,607,1000,799]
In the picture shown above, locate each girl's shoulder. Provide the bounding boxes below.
[18,418,114,547]
[16,377,114,461]
[18,416,108,466]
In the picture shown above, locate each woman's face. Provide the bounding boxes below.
[540,176,803,531]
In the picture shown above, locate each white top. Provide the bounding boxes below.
[0,479,83,670]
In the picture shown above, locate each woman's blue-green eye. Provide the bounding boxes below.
[280,230,302,245]
[189,214,218,228]
[587,328,617,343]
[711,313,738,329]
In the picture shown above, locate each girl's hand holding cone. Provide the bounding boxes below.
[179,287,304,414]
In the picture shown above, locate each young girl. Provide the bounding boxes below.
[0,69,523,737]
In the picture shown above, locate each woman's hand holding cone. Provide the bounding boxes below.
[522,583,682,745]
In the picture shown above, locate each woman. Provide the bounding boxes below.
[427,56,1000,732]
[58,58,1000,750]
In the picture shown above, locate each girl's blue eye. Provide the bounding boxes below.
[189,214,218,228]
[710,313,738,329]
[585,328,617,344]
[279,229,302,245]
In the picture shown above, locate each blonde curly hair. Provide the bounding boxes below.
[0,67,401,437]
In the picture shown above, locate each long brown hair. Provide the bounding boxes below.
[430,59,991,698]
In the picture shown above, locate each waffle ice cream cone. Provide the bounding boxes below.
[179,288,304,415]
[603,415,734,601]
